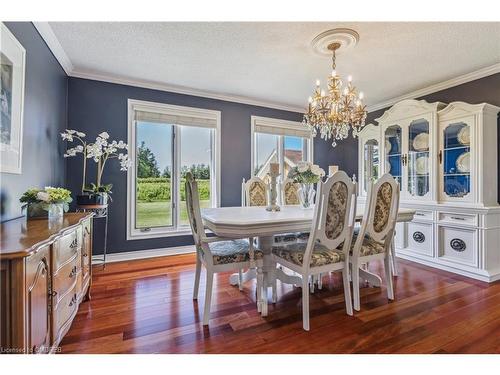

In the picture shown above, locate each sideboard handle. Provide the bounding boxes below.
[69,266,77,278]
[451,216,466,221]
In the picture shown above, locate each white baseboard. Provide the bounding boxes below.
[92,245,196,264]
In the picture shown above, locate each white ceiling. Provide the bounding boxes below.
[47,22,500,112]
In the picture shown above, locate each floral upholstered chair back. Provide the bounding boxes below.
[242,177,268,207]
[282,178,300,205]
[355,173,400,254]
[302,171,357,271]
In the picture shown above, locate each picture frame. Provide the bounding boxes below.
[1,22,26,174]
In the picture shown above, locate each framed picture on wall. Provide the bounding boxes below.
[1,22,26,174]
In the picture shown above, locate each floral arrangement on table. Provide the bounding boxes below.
[61,130,132,205]
[287,162,325,208]
[20,187,73,219]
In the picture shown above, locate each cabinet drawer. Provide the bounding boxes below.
[438,226,478,267]
[438,212,477,227]
[53,229,80,270]
[52,285,78,340]
[407,222,434,257]
[53,254,78,302]
[412,210,434,222]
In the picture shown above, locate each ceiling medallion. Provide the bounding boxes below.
[303,28,367,147]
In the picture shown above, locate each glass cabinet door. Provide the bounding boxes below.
[407,119,430,197]
[363,139,379,195]
[442,121,471,199]
[385,125,402,190]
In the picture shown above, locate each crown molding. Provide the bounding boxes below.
[366,62,500,113]
[31,22,500,115]
[70,70,305,113]
[32,22,73,75]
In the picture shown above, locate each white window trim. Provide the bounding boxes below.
[250,115,314,178]
[127,99,221,240]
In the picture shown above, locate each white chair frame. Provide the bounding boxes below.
[350,173,400,311]
[270,171,356,330]
[186,174,264,325]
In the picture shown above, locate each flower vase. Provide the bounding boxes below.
[298,183,315,209]
[48,203,64,220]
[24,202,48,219]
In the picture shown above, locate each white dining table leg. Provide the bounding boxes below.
[229,268,256,286]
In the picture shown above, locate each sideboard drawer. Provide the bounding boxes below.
[52,285,78,340]
[53,254,78,304]
[407,222,434,257]
[438,212,477,227]
[438,226,478,267]
[53,229,79,270]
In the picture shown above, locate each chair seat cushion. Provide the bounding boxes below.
[274,232,310,244]
[272,241,345,267]
[350,232,385,256]
[207,239,263,265]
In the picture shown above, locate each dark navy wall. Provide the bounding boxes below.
[0,22,68,221]
[66,77,338,254]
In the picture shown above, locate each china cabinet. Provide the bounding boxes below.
[358,100,500,282]
[357,124,380,198]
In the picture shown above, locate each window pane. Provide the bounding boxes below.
[284,135,308,178]
[135,121,173,229]
[254,132,279,182]
[179,126,213,226]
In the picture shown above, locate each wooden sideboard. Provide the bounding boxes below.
[0,213,93,354]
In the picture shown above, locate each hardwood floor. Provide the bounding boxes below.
[60,254,500,354]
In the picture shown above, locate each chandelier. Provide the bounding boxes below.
[303,35,367,147]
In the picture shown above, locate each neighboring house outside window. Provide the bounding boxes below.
[251,116,313,184]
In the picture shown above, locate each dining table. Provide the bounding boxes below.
[201,204,416,315]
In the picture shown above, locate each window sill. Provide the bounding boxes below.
[127,228,193,241]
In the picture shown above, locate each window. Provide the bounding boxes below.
[128,100,220,239]
[251,116,313,184]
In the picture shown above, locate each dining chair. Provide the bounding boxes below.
[186,173,264,325]
[281,178,300,205]
[270,171,356,330]
[350,173,400,311]
[241,177,269,206]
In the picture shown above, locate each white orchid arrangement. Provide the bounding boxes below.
[61,130,132,195]
[288,162,325,184]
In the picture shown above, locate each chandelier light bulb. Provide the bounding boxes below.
[331,70,336,77]
[308,96,313,103]
[320,89,326,97]
[316,79,320,87]
[343,87,348,95]
[359,92,364,100]
[347,75,352,82]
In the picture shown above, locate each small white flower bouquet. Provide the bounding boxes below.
[61,130,132,204]
[287,162,325,184]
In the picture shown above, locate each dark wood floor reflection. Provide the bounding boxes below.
[60,253,500,353]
